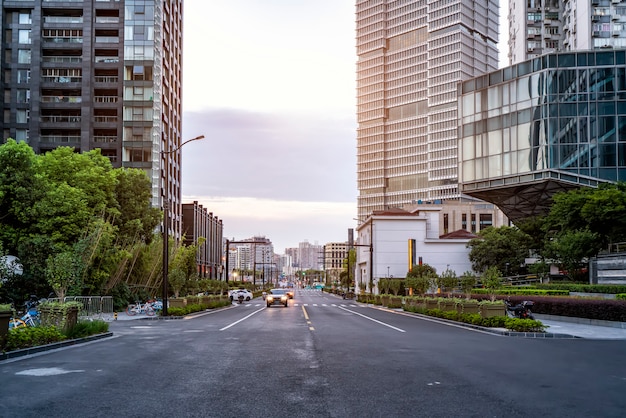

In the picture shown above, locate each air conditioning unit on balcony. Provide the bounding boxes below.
[612,0,620,4]
[593,31,601,37]
[613,30,621,37]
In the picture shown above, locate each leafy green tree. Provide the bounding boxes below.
[0,140,44,252]
[112,168,161,245]
[543,183,626,250]
[378,278,390,294]
[341,249,356,290]
[459,271,477,299]
[481,266,502,302]
[406,263,437,295]
[438,268,458,297]
[467,226,532,275]
[45,250,84,300]
[389,279,402,296]
[544,229,602,281]
[168,268,187,299]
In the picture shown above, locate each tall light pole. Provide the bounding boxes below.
[161,134,205,316]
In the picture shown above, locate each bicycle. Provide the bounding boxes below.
[126,301,156,316]
[9,309,40,329]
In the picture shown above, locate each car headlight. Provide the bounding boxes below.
[281,296,288,301]
[267,296,274,302]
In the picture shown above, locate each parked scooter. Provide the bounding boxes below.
[505,299,535,320]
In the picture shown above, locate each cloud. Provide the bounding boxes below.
[182,108,357,202]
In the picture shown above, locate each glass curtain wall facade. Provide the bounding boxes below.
[459,50,626,220]
[355,0,499,221]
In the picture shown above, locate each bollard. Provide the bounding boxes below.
[114,312,118,321]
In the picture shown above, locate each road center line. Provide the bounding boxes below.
[338,306,406,333]
[219,307,265,331]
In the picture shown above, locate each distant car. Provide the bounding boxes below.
[266,288,289,308]
[229,288,253,302]
[286,289,295,299]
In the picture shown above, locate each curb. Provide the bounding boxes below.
[0,332,114,362]
[373,306,582,339]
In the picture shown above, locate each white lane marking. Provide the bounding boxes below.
[219,307,265,331]
[16,368,84,376]
[338,306,406,333]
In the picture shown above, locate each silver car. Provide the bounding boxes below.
[266,288,289,308]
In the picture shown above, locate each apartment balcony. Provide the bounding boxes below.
[41,36,83,45]
[39,135,81,144]
[40,76,82,87]
[40,115,81,128]
[94,56,120,64]
[94,76,119,86]
[40,95,82,104]
[42,55,82,64]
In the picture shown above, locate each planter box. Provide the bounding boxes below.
[425,298,439,310]
[460,302,480,314]
[479,303,506,318]
[438,300,456,312]
[0,310,11,348]
[39,306,79,332]
[168,298,187,308]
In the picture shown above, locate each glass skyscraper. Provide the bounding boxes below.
[459,50,626,220]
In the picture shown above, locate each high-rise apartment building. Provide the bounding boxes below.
[508,0,626,66]
[355,0,499,220]
[0,0,184,235]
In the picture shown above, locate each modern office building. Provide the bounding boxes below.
[507,0,626,66]
[355,0,499,220]
[458,50,626,221]
[0,0,185,236]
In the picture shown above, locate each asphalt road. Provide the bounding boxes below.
[1,289,625,418]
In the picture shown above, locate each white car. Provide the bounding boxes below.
[229,289,253,302]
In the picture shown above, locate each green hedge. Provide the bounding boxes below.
[4,319,109,352]
[403,306,545,332]
[534,283,626,294]
[471,288,569,296]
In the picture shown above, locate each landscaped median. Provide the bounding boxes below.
[361,295,546,333]
[1,301,111,360]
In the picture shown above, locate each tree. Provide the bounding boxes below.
[481,266,502,302]
[459,271,477,300]
[45,250,84,300]
[406,263,437,295]
[438,268,458,297]
[467,226,532,275]
[544,229,602,281]
[543,183,626,250]
[341,249,356,290]
[112,168,161,245]
[0,139,43,252]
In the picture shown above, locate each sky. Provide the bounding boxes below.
[181,1,509,253]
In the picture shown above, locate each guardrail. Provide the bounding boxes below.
[45,296,114,319]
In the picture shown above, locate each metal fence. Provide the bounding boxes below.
[46,296,114,320]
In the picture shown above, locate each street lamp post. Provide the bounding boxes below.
[161,134,205,317]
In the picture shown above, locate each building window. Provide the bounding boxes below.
[17,49,31,64]
[462,213,467,231]
[471,214,476,233]
[18,29,31,44]
[19,13,32,25]
[479,214,493,231]
[443,213,449,235]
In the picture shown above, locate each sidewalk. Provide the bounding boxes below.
[534,314,626,340]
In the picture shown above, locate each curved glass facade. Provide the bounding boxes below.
[459,50,626,219]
